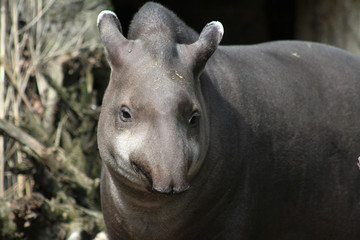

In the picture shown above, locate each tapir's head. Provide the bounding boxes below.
[97,10,223,194]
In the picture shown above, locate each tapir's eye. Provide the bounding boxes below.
[189,111,200,128]
[120,106,133,122]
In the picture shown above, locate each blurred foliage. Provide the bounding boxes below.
[0,0,111,239]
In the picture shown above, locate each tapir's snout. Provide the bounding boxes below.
[125,115,195,195]
[130,155,191,195]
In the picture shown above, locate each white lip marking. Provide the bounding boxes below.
[97,10,118,27]
[114,129,147,183]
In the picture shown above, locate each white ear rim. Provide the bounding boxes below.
[97,10,118,28]
[208,21,224,43]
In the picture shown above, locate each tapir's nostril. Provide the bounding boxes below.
[152,183,190,195]
[152,185,173,195]
[131,161,153,187]
[173,184,191,194]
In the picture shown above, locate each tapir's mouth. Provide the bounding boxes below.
[130,160,190,195]
[131,160,153,187]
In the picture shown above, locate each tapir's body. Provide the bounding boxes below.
[97,2,360,240]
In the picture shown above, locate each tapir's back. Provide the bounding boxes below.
[203,41,360,239]
[210,41,360,137]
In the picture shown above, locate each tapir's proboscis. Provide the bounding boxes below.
[97,2,360,240]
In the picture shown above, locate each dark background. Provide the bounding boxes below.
[110,0,296,45]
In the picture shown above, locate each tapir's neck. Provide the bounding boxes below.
[101,152,236,240]
[101,164,195,239]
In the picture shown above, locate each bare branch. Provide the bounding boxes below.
[0,57,34,112]
[19,0,56,34]
[0,119,46,156]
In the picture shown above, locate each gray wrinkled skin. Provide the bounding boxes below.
[97,2,360,240]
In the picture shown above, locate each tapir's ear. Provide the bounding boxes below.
[97,10,128,66]
[189,21,224,73]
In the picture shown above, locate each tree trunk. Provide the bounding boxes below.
[296,0,360,54]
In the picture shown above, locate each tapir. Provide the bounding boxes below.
[97,2,360,240]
